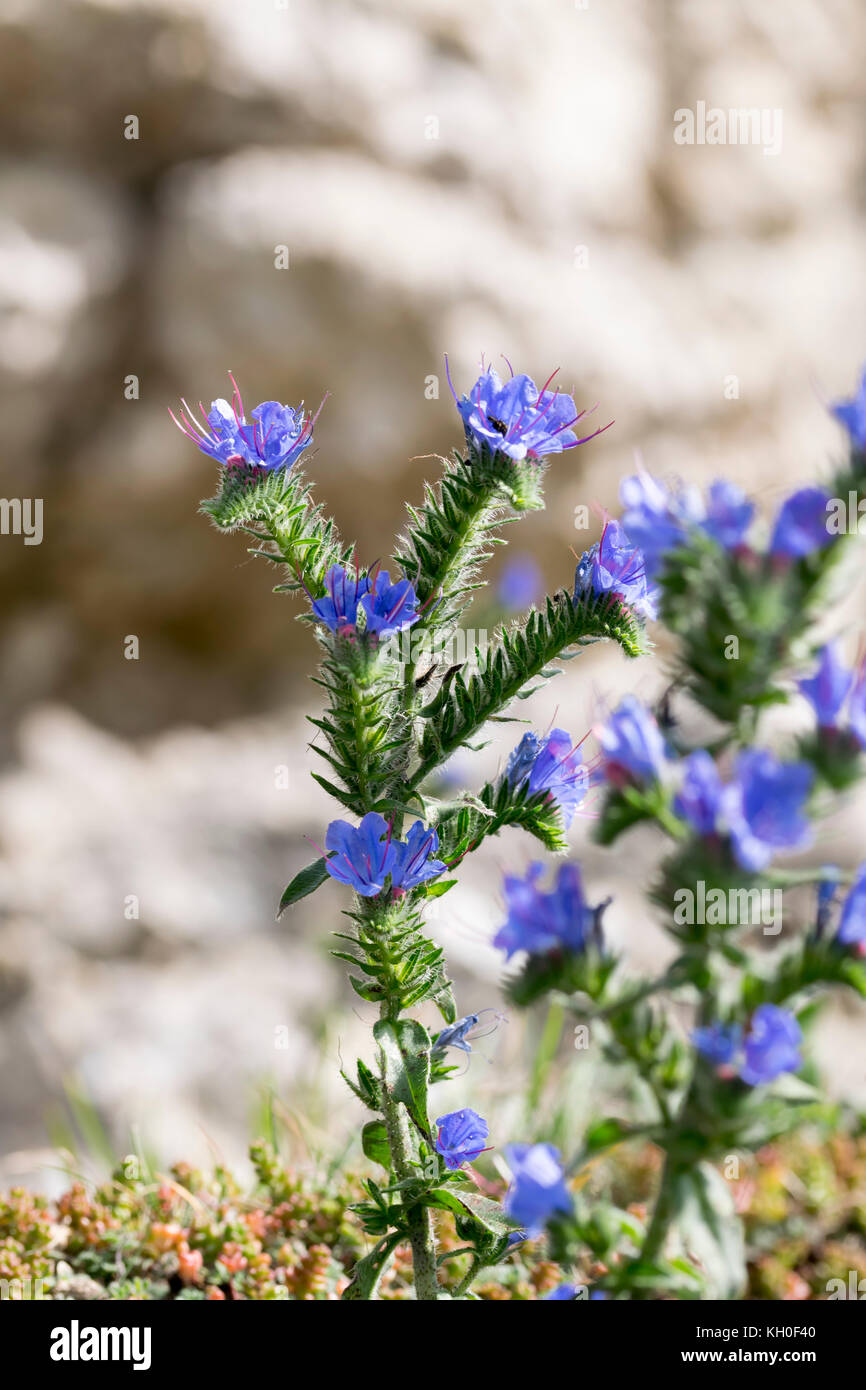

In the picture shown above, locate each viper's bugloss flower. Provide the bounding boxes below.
[693,1021,742,1066]
[573,520,657,620]
[545,1283,579,1300]
[359,569,421,639]
[619,472,753,580]
[702,480,755,549]
[836,864,866,952]
[596,695,669,787]
[798,641,852,727]
[494,862,592,959]
[498,554,543,611]
[740,1004,802,1086]
[324,814,445,896]
[434,1108,489,1170]
[310,564,370,634]
[505,727,590,828]
[830,365,866,451]
[695,1006,801,1086]
[674,749,724,835]
[431,1009,504,1057]
[769,487,833,559]
[171,376,320,471]
[451,362,611,462]
[721,749,813,872]
[387,819,448,891]
[503,1143,572,1236]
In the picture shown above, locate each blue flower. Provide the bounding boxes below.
[702,480,754,549]
[431,1009,504,1057]
[573,520,657,620]
[721,749,813,872]
[387,820,448,891]
[830,365,866,451]
[545,1283,579,1300]
[310,564,370,634]
[498,554,543,611]
[171,377,319,471]
[494,862,591,960]
[693,1008,802,1085]
[324,814,445,897]
[359,569,420,639]
[434,1108,489,1170]
[503,1143,572,1236]
[597,695,669,787]
[739,1005,802,1086]
[505,728,590,828]
[452,363,611,462]
[674,750,724,835]
[619,473,752,580]
[770,487,833,559]
[798,641,853,728]
[693,1021,741,1067]
[836,864,866,952]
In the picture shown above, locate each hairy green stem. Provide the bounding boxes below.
[378,1062,440,1300]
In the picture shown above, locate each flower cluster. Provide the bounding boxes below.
[504,727,591,828]
[693,1005,802,1086]
[675,747,813,872]
[494,862,600,960]
[620,472,753,580]
[452,363,611,462]
[323,814,446,897]
[310,564,421,641]
[171,376,319,473]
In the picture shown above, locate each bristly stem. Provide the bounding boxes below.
[378,1041,440,1301]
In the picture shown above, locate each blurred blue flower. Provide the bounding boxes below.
[693,1021,742,1066]
[798,641,853,727]
[498,554,543,611]
[171,378,319,471]
[573,519,657,620]
[453,363,610,462]
[694,1008,801,1085]
[674,749,724,835]
[324,814,444,896]
[360,569,420,639]
[434,1108,489,1170]
[702,480,754,549]
[310,564,370,634]
[739,1005,802,1086]
[721,749,813,872]
[503,1143,572,1236]
[505,728,590,828]
[836,864,866,951]
[619,472,752,580]
[597,695,669,786]
[770,487,833,559]
[830,365,866,451]
[545,1283,579,1300]
[494,862,591,960]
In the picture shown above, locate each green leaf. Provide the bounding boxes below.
[361,1120,392,1170]
[424,878,457,899]
[424,1186,516,1237]
[341,1232,403,1300]
[374,1019,432,1130]
[277,856,331,915]
[671,1162,746,1300]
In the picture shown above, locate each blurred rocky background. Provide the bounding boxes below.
[1,0,866,1186]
